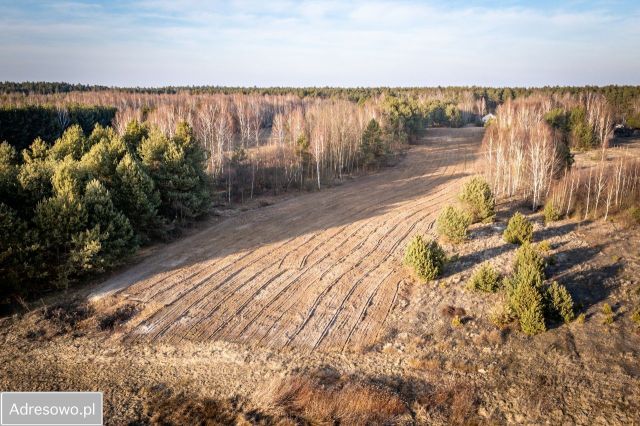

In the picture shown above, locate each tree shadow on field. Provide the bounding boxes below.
[442,243,514,278]
[86,129,484,299]
[548,247,619,310]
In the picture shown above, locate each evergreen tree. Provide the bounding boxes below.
[360,119,385,167]
[138,123,210,222]
[0,142,19,207]
[115,153,163,241]
[81,179,137,272]
[16,138,54,212]
[48,124,90,161]
[122,119,149,152]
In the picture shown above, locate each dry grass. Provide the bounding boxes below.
[271,372,410,425]
[413,384,478,425]
[139,385,276,425]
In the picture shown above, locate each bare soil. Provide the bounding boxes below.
[1,128,639,425]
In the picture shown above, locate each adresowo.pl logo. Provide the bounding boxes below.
[1,392,102,426]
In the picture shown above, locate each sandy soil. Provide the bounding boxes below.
[1,128,639,425]
[89,127,482,350]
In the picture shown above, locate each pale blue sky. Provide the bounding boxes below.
[0,0,638,87]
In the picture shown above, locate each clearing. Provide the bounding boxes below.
[92,127,482,350]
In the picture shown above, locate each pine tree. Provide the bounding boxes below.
[115,153,163,241]
[122,119,149,152]
[49,125,89,161]
[0,142,19,207]
[360,119,385,167]
[18,138,53,202]
[81,179,137,271]
[138,124,210,222]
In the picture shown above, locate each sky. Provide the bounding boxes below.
[0,0,639,87]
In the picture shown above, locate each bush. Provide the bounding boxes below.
[627,207,640,225]
[504,244,548,335]
[507,277,546,335]
[503,212,533,245]
[436,205,471,243]
[513,242,546,276]
[544,281,575,323]
[601,303,614,325]
[631,308,640,327]
[403,235,446,282]
[459,176,495,223]
[489,302,514,328]
[466,263,500,293]
[543,201,561,224]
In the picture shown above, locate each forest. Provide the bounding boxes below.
[1,83,640,302]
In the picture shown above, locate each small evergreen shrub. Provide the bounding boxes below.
[508,278,546,335]
[466,263,500,293]
[601,303,614,325]
[503,212,533,245]
[536,240,552,253]
[505,246,547,335]
[545,281,575,323]
[576,313,586,324]
[459,176,495,223]
[403,235,446,282]
[513,242,546,276]
[436,205,471,244]
[451,315,463,327]
[543,201,561,224]
[631,307,640,327]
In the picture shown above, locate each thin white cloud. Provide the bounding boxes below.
[0,0,638,86]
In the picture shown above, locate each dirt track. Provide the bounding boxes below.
[93,128,483,350]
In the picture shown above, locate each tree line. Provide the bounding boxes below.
[2,82,639,125]
[0,104,116,151]
[0,121,210,302]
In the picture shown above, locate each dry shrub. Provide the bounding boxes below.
[441,305,467,318]
[271,373,410,425]
[41,298,93,335]
[415,384,477,425]
[97,303,138,331]
[140,385,273,426]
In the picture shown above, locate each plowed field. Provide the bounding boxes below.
[93,128,483,350]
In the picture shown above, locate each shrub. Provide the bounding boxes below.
[543,201,561,224]
[545,281,575,323]
[489,302,514,328]
[503,212,533,245]
[403,235,446,282]
[601,303,614,325]
[513,242,546,276]
[436,205,471,243]
[451,315,463,327]
[508,278,546,335]
[466,263,500,293]
[627,207,640,225]
[505,247,547,335]
[272,373,409,425]
[631,308,640,327]
[459,176,495,223]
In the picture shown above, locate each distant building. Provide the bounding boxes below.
[482,113,496,124]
